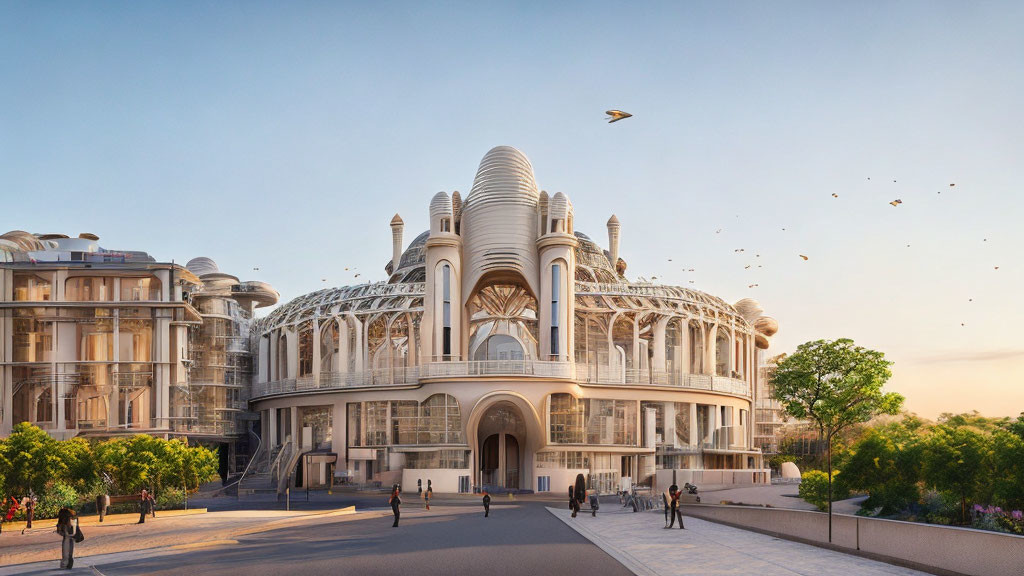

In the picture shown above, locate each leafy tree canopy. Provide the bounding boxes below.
[771,338,903,440]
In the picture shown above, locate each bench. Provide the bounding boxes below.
[97,494,147,522]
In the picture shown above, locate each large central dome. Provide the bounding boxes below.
[460,146,541,301]
[464,146,539,208]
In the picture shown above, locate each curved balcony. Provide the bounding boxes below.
[420,359,572,379]
[252,367,421,398]
[574,363,751,397]
[251,361,752,400]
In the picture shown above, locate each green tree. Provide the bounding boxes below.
[1004,413,1024,441]
[922,425,991,524]
[0,422,66,496]
[839,423,923,515]
[54,437,97,493]
[771,338,904,541]
[990,429,1024,511]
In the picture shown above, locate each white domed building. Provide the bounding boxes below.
[252,146,777,494]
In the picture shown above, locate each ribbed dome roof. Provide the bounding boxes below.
[186,257,220,277]
[465,146,539,209]
[430,191,452,218]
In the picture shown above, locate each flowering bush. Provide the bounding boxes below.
[971,504,1024,535]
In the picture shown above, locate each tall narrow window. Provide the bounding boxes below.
[442,264,451,359]
[550,264,560,357]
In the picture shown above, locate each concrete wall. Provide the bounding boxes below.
[656,468,771,491]
[401,468,470,494]
[680,504,1024,576]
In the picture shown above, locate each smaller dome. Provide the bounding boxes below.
[755,316,779,337]
[755,333,771,349]
[734,298,763,322]
[391,213,404,226]
[186,257,220,277]
[607,214,620,227]
[430,192,452,219]
[550,192,570,221]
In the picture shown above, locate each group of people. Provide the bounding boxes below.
[0,494,37,534]
[387,481,498,527]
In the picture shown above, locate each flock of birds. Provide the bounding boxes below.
[251,108,999,332]
[605,108,1000,328]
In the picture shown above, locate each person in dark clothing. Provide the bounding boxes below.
[389,486,401,527]
[149,491,156,518]
[56,507,76,570]
[482,491,491,517]
[137,490,151,524]
[24,494,36,531]
[668,485,685,529]
[568,485,579,518]
[588,492,600,517]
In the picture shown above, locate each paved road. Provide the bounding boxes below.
[90,500,632,576]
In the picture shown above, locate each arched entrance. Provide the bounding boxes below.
[477,401,526,490]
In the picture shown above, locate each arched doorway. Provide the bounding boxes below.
[477,401,526,490]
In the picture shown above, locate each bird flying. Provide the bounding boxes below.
[799,255,809,260]
[831,193,838,198]
[889,199,902,206]
[605,110,632,123]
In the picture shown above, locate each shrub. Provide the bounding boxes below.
[36,482,78,519]
[156,487,185,510]
[799,470,848,511]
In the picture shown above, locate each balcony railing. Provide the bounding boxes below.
[420,360,572,379]
[251,363,749,400]
[575,363,751,397]
[252,367,421,398]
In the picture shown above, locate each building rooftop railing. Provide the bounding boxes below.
[420,359,572,379]
[251,361,752,400]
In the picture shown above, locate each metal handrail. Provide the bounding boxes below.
[221,427,263,497]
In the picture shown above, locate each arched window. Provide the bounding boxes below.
[550,263,560,357]
[715,329,731,377]
[474,334,524,361]
[420,394,463,444]
[320,318,339,373]
[298,322,314,377]
[442,264,452,358]
[467,283,538,361]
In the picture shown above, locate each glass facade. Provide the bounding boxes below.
[549,394,638,446]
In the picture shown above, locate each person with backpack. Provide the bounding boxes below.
[482,491,491,517]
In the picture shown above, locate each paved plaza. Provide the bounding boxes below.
[1,496,934,576]
[548,506,931,576]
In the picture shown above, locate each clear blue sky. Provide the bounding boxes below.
[2,2,1022,418]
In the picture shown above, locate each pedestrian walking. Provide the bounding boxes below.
[23,493,36,532]
[389,485,402,527]
[568,485,578,518]
[137,489,152,524]
[424,480,432,510]
[56,507,76,570]
[667,484,685,529]
[588,491,600,517]
[149,490,156,518]
[662,489,671,527]
[482,491,491,517]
